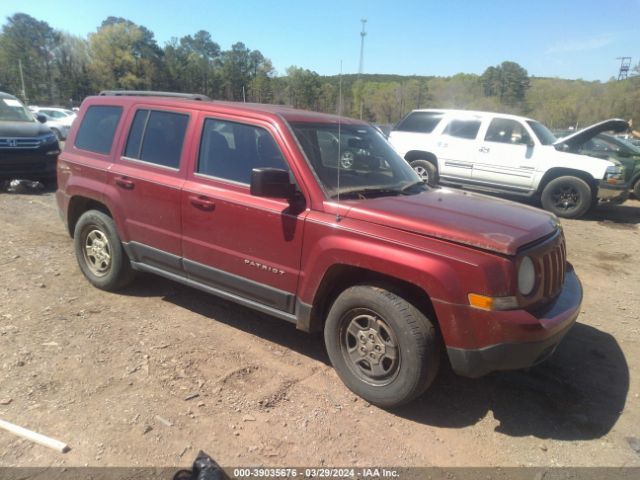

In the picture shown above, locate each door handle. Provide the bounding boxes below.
[115,177,135,189]
[478,146,490,153]
[189,195,215,211]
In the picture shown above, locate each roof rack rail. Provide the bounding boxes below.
[99,90,210,101]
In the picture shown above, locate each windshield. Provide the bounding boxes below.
[601,134,640,155]
[0,97,36,122]
[290,122,423,198]
[527,120,556,145]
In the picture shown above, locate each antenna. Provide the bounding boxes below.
[336,61,343,222]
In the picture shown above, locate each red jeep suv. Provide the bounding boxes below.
[56,91,582,407]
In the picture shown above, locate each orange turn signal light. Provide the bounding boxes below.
[468,293,519,311]
[468,293,494,310]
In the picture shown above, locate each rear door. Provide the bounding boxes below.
[436,116,482,181]
[108,106,193,275]
[181,114,307,314]
[472,117,537,190]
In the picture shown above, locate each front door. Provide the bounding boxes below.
[181,115,307,314]
[472,117,537,190]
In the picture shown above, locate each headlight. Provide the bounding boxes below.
[604,165,625,184]
[42,133,57,144]
[518,256,536,296]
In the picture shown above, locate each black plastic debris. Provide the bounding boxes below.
[2,179,44,193]
[173,450,229,480]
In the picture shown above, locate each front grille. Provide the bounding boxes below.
[538,236,566,300]
[0,137,42,149]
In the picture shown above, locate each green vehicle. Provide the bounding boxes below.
[555,120,639,199]
[578,134,640,198]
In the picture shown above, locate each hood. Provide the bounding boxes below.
[341,188,559,255]
[554,119,628,149]
[0,120,51,138]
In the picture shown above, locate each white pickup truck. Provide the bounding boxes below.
[388,109,629,218]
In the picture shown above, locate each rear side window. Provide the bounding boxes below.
[197,118,288,184]
[123,109,189,169]
[75,105,123,154]
[395,112,443,133]
[442,119,481,140]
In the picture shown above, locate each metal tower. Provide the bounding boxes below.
[358,18,367,77]
[617,57,631,80]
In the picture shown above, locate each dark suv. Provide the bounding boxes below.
[56,91,583,407]
[0,91,60,182]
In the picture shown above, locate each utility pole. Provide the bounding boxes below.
[18,59,28,104]
[358,18,367,77]
[358,18,367,119]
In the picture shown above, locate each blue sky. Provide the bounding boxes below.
[1,0,638,81]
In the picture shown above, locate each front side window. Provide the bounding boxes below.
[197,118,288,184]
[291,123,421,198]
[442,119,481,140]
[123,109,189,169]
[485,118,532,145]
[42,110,66,119]
[75,105,123,154]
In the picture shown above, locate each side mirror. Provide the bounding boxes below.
[36,114,47,124]
[250,168,295,198]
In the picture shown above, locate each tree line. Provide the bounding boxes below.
[1,12,638,129]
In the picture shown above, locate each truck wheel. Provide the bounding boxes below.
[541,176,592,219]
[633,178,640,199]
[74,210,135,291]
[410,160,438,186]
[324,285,440,408]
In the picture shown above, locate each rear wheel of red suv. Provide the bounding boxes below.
[74,210,135,291]
[324,285,440,408]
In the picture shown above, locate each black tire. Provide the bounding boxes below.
[540,176,592,219]
[324,284,440,408]
[633,178,640,199]
[73,210,135,291]
[410,159,438,186]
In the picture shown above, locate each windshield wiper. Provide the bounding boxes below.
[332,187,406,199]
[400,180,427,193]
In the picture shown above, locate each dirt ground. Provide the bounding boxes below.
[0,188,639,469]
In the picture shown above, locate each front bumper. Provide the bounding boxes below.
[0,147,60,180]
[442,268,582,378]
[597,180,629,204]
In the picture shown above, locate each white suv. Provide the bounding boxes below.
[388,109,629,218]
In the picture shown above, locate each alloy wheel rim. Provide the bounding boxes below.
[551,184,580,211]
[413,166,429,182]
[83,228,112,276]
[340,309,400,386]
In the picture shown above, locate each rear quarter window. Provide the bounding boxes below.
[394,112,443,133]
[74,105,123,154]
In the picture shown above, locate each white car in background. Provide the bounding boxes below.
[28,106,75,140]
[388,109,629,218]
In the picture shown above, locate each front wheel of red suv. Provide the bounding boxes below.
[324,285,440,408]
[74,210,135,291]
